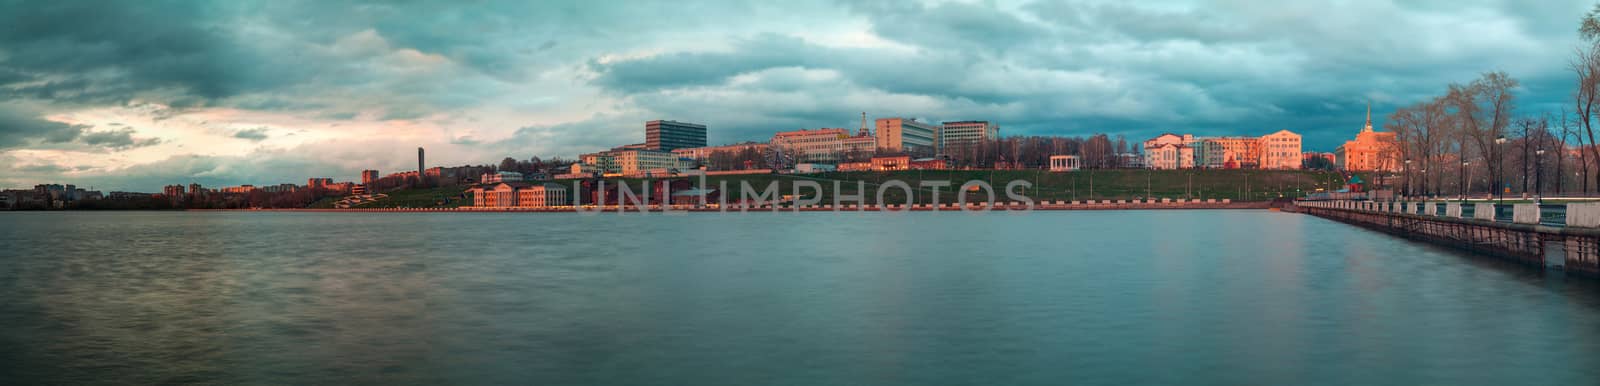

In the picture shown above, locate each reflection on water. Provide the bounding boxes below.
[1,210,1598,385]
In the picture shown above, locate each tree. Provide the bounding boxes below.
[1575,44,1600,191]
[1444,71,1518,197]
[498,157,519,173]
[1582,3,1600,42]
[1304,156,1335,171]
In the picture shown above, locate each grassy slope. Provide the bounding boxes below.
[567,169,1367,205]
[317,169,1370,208]
[305,185,472,209]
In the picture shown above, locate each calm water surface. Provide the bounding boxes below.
[1,210,1598,385]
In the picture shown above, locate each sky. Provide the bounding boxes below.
[0,0,1594,192]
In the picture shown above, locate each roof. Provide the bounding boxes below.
[773,128,849,137]
[673,188,717,196]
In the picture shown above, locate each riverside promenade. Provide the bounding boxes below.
[1297,200,1600,277]
[247,198,1266,213]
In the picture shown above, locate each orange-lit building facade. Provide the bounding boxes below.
[870,155,911,171]
[1335,108,1400,172]
[875,118,939,156]
[1142,133,1195,170]
[1259,130,1303,169]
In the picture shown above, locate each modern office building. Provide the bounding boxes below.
[875,118,940,156]
[939,121,999,147]
[645,120,707,151]
[604,148,681,176]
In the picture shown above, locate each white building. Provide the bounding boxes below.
[771,128,848,164]
[1048,155,1080,172]
[1143,133,1195,170]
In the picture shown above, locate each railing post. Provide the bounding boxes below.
[1446,202,1462,218]
[1473,203,1496,221]
[1512,203,1540,224]
[1568,203,1600,228]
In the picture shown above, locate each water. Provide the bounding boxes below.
[1,210,1598,385]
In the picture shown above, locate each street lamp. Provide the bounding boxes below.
[1535,149,1546,203]
[1460,160,1470,201]
[1404,158,1413,197]
[1495,135,1507,203]
[1420,169,1427,197]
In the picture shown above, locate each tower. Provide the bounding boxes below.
[417,147,425,175]
[1362,102,1373,133]
[859,112,869,137]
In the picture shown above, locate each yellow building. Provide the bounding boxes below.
[1335,106,1400,172]
[470,182,569,208]
[1259,130,1303,169]
[875,118,940,156]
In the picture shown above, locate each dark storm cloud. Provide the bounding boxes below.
[233,128,270,141]
[0,1,276,105]
[0,104,90,149]
[580,0,1593,150]
[78,128,162,150]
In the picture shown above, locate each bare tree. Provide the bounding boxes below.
[1575,45,1600,191]
[1444,72,1518,198]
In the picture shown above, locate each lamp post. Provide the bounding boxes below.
[1495,135,1507,204]
[1420,169,1427,197]
[1460,160,1470,202]
[1536,149,1545,203]
[1404,158,1412,197]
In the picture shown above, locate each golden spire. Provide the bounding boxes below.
[1362,102,1373,133]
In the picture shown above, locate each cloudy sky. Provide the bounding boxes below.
[0,0,1593,191]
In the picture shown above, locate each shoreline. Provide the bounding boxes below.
[205,200,1272,213]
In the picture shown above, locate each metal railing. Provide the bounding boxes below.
[1301,200,1581,228]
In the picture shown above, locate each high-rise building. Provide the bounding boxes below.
[875,118,940,156]
[361,170,379,186]
[939,121,999,147]
[645,120,707,151]
[417,147,425,176]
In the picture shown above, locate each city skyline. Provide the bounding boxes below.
[1,0,1594,192]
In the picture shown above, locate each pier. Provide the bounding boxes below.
[1297,200,1600,277]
